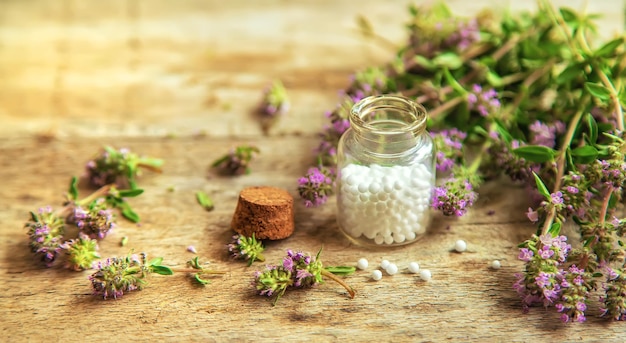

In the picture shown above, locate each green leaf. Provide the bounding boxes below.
[187,256,203,270]
[512,145,556,163]
[29,211,38,222]
[103,146,117,155]
[565,148,576,172]
[548,222,562,237]
[559,8,578,24]
[442,68,467,95]
[486,71,503,87]
[608,192,618,209]
[584,82,611,101]
[586,113,598,144]
[413,55,435,70]
[532,172,551,200]
[556,63,583,85]
[324,266,356,276]
[194,273,210,285]
[432,52,464,70]
[582,236,595,247]
[594,37,624,58]
[494,121,513,144]
[195,191,214,211]
[117,189,144,198]
[121,204,141,223]
[571,145,598,164]
[149,257,164,266]
[68,176,79,201]
[151,265,173,276]
[592,272,603,278]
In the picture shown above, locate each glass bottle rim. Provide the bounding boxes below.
[350,95,428,136]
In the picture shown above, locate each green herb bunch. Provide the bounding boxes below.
[89,254,225,299]
[25,176,144,270]
[253,249,355,305]
[300,1,626,322]
[85,146,163,189]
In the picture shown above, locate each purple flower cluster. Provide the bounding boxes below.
[253,250,323,305]
[25,206,65,266]
[282,250,323,287]
[72,199,115,239]
[431,129,467,172]
[89,253,150,299]
[297,166,335,207]
[212,145,260,176]
[467,84,500,117]
[226,234,265,266]
[600,267,626,321]
[432,177,478,216]
[529,120,565,148]
[513,234,573,313]
[597,159,626,189]
[446,19,480,51]
[61,232,100,271]
[490,138,540,183]
[259,80,289,117]
[316,96,361,166]
[555,265,592,323]
[85,147,131,188]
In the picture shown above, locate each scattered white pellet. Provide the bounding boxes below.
[408,262,420,273]
[187,245,197,253]
[380,259,390,270]
[386,263,398,275]
[357,258,369,270]
[371,270,383,281]
[491,260,501,269]
[454,239,467,253]
[419,269,432,281]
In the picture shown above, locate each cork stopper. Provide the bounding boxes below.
[231,186,295,240]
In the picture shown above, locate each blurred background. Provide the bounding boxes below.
[0,0,622,139]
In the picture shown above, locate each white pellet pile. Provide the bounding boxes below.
[338,163,432,245]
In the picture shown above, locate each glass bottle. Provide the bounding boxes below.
[335,95,435,246]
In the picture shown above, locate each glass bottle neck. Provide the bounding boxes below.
[349,95,428,156]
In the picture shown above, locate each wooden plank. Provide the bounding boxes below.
[0,0,624,341]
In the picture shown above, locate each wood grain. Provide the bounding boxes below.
[1,1,625,342]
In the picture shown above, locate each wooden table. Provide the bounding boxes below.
[1,1,624,341]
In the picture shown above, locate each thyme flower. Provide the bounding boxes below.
[89,253,151,299]
[25,207,65,266]
[211,145,260,176]
[61,232,100,271]
[259,80,290,117]
[227,234,265,266]
[252,249,355,306]
[297,166,335,207]
[601,267,626,321]
[89,253,175,299]
[85,146,163,189]
[71,198,116,239]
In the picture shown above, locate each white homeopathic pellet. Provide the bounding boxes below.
[419,269,432,281]
[454,239,467,252]
[380,259,390,270]
[491,260,501,269]
[357,258,369,270]
[337,163,433,245]
[408,262,420,273]
[371,270,383,281]
[385,263,398,275]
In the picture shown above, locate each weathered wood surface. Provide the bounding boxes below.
[0,1,624,342]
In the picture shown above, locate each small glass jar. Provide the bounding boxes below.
[336,95,435,246]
